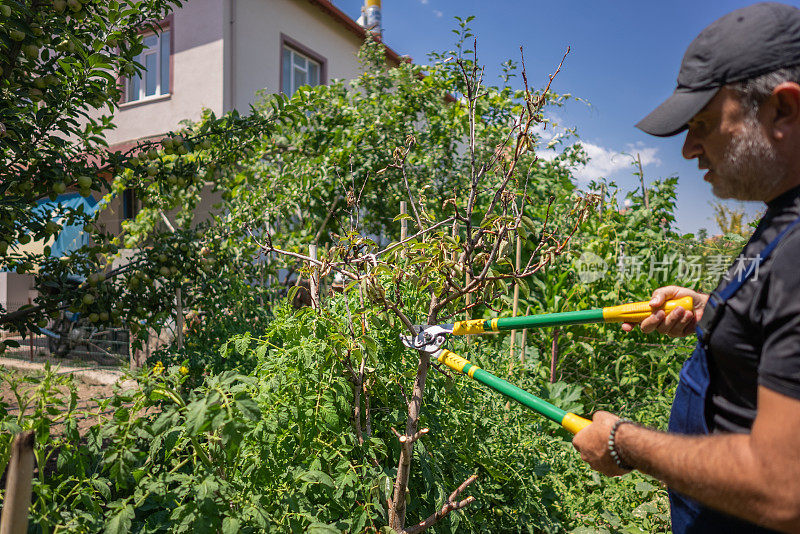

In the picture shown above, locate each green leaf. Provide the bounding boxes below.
[307,524,341,534]
[104,504,134,534]
[91,477,111,500]
[196,476,219,500]
[297,469,335,488]
[521,215,537,231]
[185,399,208,435]
[287,285,300,304]
[235,397,260,421]
[362,335,378,355]
[234,333,251,355]
[634,480,656,495]
[222,518,241,534]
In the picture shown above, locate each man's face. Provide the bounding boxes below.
[682,87,786,201]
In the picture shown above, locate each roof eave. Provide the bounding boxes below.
[305,0,406,65]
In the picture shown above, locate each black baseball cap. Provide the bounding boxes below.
[637,2,800,137]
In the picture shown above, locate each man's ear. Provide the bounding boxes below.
[769,82,800,141]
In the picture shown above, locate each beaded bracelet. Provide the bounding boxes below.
[608,418,634,470]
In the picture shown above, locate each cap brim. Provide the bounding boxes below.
[635,87,719,137]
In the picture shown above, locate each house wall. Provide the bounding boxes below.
[5,1,383,310]
[103,0,369,146]
[94,190,125,237]
[103,0,226,146]
[0,273,35,312]
[229,0,366,112]
[98,0,369,236]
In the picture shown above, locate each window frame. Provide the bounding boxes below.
[121,15,174,106]
[279,34,327,96]
[122,187,138,220]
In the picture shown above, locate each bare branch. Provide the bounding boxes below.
[403,475,478,534]
[398,427,429,445]
[248,228,360,281]
[313,195,341,244]
[159,211,176,233]
[430,362,453,380]
[374,216,456,258]
[398,382,410,406]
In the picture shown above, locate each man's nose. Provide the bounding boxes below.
[682,129,702,160]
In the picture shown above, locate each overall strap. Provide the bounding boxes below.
[714,213,800,305]
[698,213,800,341]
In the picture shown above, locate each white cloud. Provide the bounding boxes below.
[529,122,554,142]
[570,142,661,183]
[420,0,429,4]
[433,9,443,17]
[528,120,661,185]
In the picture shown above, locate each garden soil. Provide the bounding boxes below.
[0,357,137,435]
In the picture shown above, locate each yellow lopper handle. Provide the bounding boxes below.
[602,296,694,323]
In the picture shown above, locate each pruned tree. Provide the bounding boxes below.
[256,23,595,532]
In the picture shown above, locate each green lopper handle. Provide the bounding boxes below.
[450,297,694,335]
[436,349,591,434]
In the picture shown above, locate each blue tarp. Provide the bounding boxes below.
[35,193,101,258]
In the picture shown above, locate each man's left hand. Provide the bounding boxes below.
[572,411,632,477]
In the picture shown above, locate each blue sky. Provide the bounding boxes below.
[333,0,799,234]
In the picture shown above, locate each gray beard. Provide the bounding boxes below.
[713,118,786,201]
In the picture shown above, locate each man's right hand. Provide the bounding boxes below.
[621,286,708,337]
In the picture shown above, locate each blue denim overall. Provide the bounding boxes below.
[667,215,800,533]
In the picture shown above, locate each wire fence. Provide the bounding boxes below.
[1,302,130,365]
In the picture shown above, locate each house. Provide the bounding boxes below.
[2,0,401,313]
[101,0,400,234]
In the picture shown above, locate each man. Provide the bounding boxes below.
[571,3,800,533]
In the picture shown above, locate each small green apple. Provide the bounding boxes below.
[23,44,39,59]
[77,175,92,189]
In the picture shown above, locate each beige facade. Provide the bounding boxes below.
[105,0,226,146]
[99,0,400,234]
[231,0,368,112]
[0,273,35,313]
[3,1,400,308]
[82,0,400,235]
[105,0,397,146]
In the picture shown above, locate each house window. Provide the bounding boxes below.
[122,188,138,220]
[126,30,170,102]
[281,46,321,95]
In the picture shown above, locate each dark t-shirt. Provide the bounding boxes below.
[705,185,800,434]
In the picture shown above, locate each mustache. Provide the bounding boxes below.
[698,156,711,169]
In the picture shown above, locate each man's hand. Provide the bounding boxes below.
[621,285,708,337]
[572,411,632,477]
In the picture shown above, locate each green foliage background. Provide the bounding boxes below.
[0,7,749,533]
